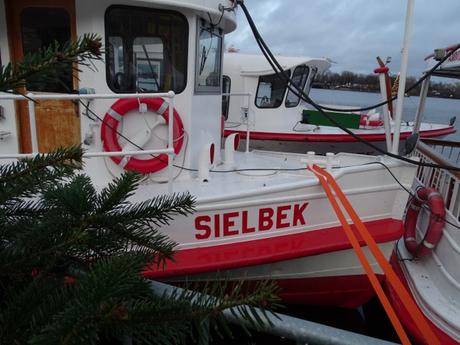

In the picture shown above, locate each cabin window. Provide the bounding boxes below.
[222,75,231,119]
[195,20,223,93]
[20,8,72,92]
[105,6,188,94]
[285,66,309,108]
[255,71,291,109]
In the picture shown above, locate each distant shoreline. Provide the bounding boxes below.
[312,85,460,100]
[313,70,460,100]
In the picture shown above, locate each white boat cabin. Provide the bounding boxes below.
[222,52,331,131]
[0,0,236,184]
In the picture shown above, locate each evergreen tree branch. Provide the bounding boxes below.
[0,146,83,202]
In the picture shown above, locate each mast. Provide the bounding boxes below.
[391,0,415,154]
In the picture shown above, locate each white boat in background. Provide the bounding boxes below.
[0,0,418,309]
[384,44,460,345]
[223,52,456,155]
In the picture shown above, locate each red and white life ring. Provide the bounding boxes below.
[403,187,445,258]
[101,98,184,174]
[359,114,384,127]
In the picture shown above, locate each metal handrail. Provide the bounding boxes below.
[222,92,252,152]
[415,141,460,220]
[0,91,176,193]
[421,138,460,148]
[150,281,399,345]
[420,138,460,167]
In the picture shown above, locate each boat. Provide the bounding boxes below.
[0,0,448,313]
[222,51,456,155]
[384,44,460,345]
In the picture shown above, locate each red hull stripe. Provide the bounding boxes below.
[277,274,384,308]
[143,218,403,278]
[224,127,456,142]
[386,254,458,345]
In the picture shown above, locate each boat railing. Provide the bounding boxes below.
[420,138,460,166]
[0,91,177,193]
[414,140,460,221]
[223,92,252,152]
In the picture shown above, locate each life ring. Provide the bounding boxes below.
[359,114,384,127]
[403,187,445,258]
[101,98,184,174]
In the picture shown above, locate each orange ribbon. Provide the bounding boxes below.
[310,164,440,345]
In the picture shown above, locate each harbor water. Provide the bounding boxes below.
[310,88,460,142]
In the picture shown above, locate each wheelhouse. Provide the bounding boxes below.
[222,53,330,129]
[0,0,237,180]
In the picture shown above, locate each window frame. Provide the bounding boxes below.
[303,66,318,97]
[222,75,231,119]
[254,70,291,109]
[104,5,189,94]
[285,65,310,108]
[194,18,223,94]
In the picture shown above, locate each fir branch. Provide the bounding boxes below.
[105,192,196,228]
[0,146,83,202]
[95,172,142,214]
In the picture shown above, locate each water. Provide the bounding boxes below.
[310,88,460,142]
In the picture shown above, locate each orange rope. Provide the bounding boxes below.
[311,165,441,345]
[309,167,411,345]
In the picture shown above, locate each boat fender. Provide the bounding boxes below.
[101,98,184,174]
[224,133,240,167]
[198,142,215,181]
[403,187,445,258]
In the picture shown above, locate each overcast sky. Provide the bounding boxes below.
[226,0,460,78]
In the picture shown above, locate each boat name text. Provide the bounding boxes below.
[194,203,309,240]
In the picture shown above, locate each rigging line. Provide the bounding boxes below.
[207,9,225,28]
[236,1,460,173]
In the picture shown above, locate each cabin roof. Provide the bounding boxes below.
[224,53,331,77]
[424,44,460,80]
[135,0,237,33]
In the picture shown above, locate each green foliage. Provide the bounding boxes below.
[0,35,279,344]
[0,148,279,344]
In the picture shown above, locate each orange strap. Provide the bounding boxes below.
[309,167,412,345]
[311,165,441,345]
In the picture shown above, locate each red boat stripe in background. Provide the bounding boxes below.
[143,218,402,278]
[224,127,456,142]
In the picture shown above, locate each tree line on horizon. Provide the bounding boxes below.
[313,70,460,99]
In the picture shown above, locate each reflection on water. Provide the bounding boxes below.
[310,88,460,142]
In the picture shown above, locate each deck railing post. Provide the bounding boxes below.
[167,91,175,194]
[245,93,252,153]
[27,93,39,153]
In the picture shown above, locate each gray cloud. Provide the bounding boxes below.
[226,0,460,78]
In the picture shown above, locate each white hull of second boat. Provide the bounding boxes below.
[385,149,460,344]
[225,121,455,155]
